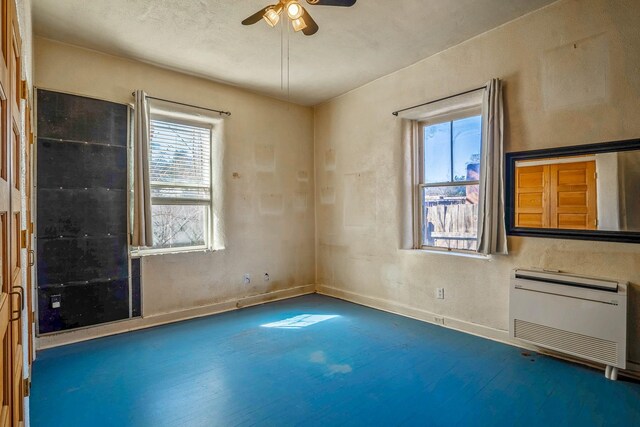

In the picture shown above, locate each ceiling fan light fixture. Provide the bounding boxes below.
[291,16,308,32]
[286,1,304,20]
[263,5,283,27]
[243,0,356,35]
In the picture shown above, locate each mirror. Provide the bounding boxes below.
[505,139,640,243]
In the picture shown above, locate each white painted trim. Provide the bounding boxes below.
[317,284,511,343]
[132,246,214,257]
[401,248,492,260]
[317,284,640,380]
[36,285,315,349]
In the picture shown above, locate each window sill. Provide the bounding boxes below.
[401,248,492,260]
[131,246,216,258]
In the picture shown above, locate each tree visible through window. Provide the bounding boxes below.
[149,117,212,250]
[420,115,482,251]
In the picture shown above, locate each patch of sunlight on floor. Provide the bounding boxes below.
[261,314,339,329]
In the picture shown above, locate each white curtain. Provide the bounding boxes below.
[401,119,420,249]
[477,79,508,255]
[132,90,153,247]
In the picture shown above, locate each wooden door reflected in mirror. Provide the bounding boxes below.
[515,158,598,230]
[506,139,640,243]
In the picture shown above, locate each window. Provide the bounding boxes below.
[148,116,212,251]
[419,114,482,252]
[404,81,505,256]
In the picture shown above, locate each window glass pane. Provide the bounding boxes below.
[148,116,212,250]
[452,115,482,182]
[151,205,207,249]
[421,185,479,251]
[424,122,451,184]
[150,120,211,186]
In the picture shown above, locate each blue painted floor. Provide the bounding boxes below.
[31,294,640,427]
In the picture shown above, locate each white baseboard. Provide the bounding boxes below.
[36,285,316,350]
[317,284,514,344]
[317,284,640,380]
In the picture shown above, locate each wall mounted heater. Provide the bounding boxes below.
[510,269,627,380]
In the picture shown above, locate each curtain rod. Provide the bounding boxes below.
[131,92,231,116]
[392,86,486,117]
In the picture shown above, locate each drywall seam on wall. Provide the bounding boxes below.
[255,144,276,172]
[294,191,308,212]
[320,186,336,205]
[36,285,316,349]
[542,32,610,110]
[325,149,336,171]
[259,193,284,215]
[343,171,377,227]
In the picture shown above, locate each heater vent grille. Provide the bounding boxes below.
[514,319,618,365]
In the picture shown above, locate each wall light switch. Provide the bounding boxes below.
[51,294,62,309]
[436,288,445,300]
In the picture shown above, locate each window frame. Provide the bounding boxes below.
[136,113,215,256]
[416,106,483,254]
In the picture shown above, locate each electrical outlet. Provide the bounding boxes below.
[243,274,251,284]
[434,316,445,325]
[264,273,270,282]
[51,294,61,309]
[436,288,445,299]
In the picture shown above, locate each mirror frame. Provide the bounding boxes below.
[505,138,640,244]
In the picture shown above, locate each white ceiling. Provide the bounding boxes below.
[32,0,556,105]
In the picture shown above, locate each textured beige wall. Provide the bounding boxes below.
[34,37,316,317]
[314,0,640,364]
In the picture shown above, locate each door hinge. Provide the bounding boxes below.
[23,378,30,397]
[20,80,28,100]
[20,229,27,248]
[595,219,599,227]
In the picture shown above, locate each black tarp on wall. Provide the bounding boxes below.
[36,90,131,333]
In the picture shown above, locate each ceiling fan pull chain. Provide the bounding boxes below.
[287,19,291,104]
[281,17,284,90]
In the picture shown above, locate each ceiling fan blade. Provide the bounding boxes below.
[241,6,271,25]
[306,0,356,6]
[301,7,319,36]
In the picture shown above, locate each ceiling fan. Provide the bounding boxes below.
[242,0,357,36]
